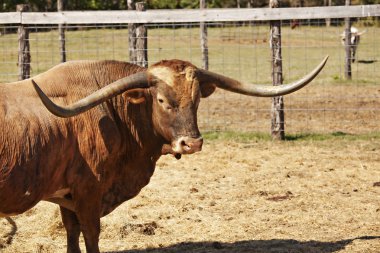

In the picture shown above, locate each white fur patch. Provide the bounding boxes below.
[149,67,176,87]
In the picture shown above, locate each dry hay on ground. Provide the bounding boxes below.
[1,137,379,253]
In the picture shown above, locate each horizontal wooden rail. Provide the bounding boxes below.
[0,12,20,24]
[0,5,379,24]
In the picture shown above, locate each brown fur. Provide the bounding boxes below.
[0,59,206,253]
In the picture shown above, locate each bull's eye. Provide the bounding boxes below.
[158,98,164,104]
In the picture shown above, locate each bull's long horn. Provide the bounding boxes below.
[32,71,149,118]
[357,30,366,36]
[197,55,328,97]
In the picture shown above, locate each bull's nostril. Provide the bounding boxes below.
[181,140,191,151]
[174,137,203,154]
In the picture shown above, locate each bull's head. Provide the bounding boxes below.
[340,26,366,46]
[32,56,328,158]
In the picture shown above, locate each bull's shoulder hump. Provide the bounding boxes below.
[50,60,135,70]
[35,60,141,80]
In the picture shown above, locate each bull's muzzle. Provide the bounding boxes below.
[172,136,203,155]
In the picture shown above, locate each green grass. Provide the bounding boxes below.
[284,131,380,141]
[203,130,380,142]
[203,130,272,142]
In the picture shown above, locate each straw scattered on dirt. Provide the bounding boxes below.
[1,137,379,253]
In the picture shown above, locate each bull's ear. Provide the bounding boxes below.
[200,83,216,98]
[126,90,146,104]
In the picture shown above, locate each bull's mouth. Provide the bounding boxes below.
[161,144,182,160]
[161,136,203,160]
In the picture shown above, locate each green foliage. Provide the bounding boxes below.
[178,0,198,8]
[0,0,132,11]
[359,0,380,4]
[147,0,179,9]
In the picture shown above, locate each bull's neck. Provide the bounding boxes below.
[111,93,163,159]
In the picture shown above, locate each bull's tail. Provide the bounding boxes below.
[0,217,17,247]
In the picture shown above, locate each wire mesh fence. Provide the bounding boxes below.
[0,14,379,134]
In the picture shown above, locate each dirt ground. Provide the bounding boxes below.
[1,137,379,253]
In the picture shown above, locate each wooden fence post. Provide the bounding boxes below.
[324,0,332,27]
[344,0,352,80]
[58,0,66,63]
[135,2,148,68]
[200,0,209,70]
[128,0,137,64]
[17,4,31,81]
[269,0,285,140]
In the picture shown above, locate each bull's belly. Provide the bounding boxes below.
[0,164,45,214]
[0,211,18,217]
[0,194,39,216]
[0,188,42,215]
[0,181,70,214]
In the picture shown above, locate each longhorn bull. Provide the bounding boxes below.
[341,26,366,63]
[0,57,328,252]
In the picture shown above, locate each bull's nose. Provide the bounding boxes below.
[173,136,203,154]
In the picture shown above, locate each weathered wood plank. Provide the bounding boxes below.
[1,5,377,25]
[0,12,20,24]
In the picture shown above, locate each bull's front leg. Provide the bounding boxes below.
[77,211,101,253]
[73,184,102,253]
[60,207,81,253]
[351,47,356,63]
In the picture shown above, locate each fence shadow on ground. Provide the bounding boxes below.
[357,59,378,64]
[284,131,350,141]
[105,236,380,253]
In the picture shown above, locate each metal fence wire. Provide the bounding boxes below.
[0,15,379,134]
